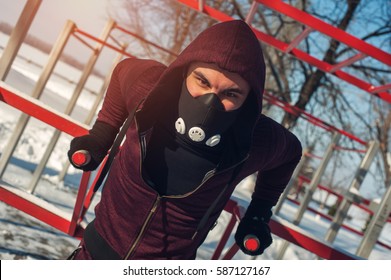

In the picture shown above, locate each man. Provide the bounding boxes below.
[68,20,302,259]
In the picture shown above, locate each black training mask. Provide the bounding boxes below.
[175,82,239,147]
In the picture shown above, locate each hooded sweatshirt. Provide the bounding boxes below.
[81,20,302,260]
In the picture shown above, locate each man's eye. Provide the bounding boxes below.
[196,77,209,87]
[223,91,238,98]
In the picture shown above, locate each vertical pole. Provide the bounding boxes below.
[0,21,75,178]
[28,20,116,194]
[356,183,391,258]
[0,0,42,80]
[245,1,259,24]
[292,133,340,225]
[57,43,127,182]
[275,135,339,260]
[198,0,205,12]
[274,148,307,215]
[324,140,380,243]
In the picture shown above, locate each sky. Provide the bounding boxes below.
[0,0,115,70]
[0,0,110,43]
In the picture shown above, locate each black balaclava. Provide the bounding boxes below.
[175,82,240,147]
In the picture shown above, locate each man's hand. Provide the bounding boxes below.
[68,121,117,171]
[234,198,273,256]
[235,215,272,256]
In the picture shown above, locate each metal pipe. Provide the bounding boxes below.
[292,133,340,225]
[0,0,42,80]
[274,148,308,215]
[0,21,75,178]
[245,1,259,24]
[28,20,116,194]
[57,43,128,182]
[356,182,391,258]
[324,140,380,243]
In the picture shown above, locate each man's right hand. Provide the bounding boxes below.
[68,121,118,171]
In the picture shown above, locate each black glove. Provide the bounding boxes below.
[235,198,273,256]
[68,121,118,171]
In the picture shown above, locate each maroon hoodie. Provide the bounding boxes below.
[81,20,302,259]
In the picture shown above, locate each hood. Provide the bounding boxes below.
[139,20,266,163]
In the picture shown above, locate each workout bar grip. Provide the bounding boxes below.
[243,234,260,252]
[71,150,91,167]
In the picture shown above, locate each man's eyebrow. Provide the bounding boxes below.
[193,70,208,81]
[193,70,245,95]
[226,88,244,94]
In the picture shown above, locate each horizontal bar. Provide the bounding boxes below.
[73,28,135,58]
[115,24,179,57]
[72,33,97,51]
[0,183,71,234]
[0,82,89,137]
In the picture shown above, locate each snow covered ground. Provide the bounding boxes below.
[0,33,390,260]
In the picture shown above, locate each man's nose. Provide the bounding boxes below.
[196,92,225,110]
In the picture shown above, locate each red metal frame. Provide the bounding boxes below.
[176,0,391,103]
[214,200,362,260]
[263,91,368,145]
[0,82,90,238]
[2,2,390,258]
[0,83,88,137]
[0,84,371,258]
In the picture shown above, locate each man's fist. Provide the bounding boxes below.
[234,198,273,256]
[68,121,118,171]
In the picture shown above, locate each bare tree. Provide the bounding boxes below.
[106,0,391,193]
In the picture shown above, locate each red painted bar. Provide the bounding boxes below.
[176,0,391,104]
[218,199,362,259]
[256,0,391,66]
[68,171,91,236]
[0,184,71,234]
[0,83,89,137]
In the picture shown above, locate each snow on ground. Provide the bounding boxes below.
[0,33,390,260]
